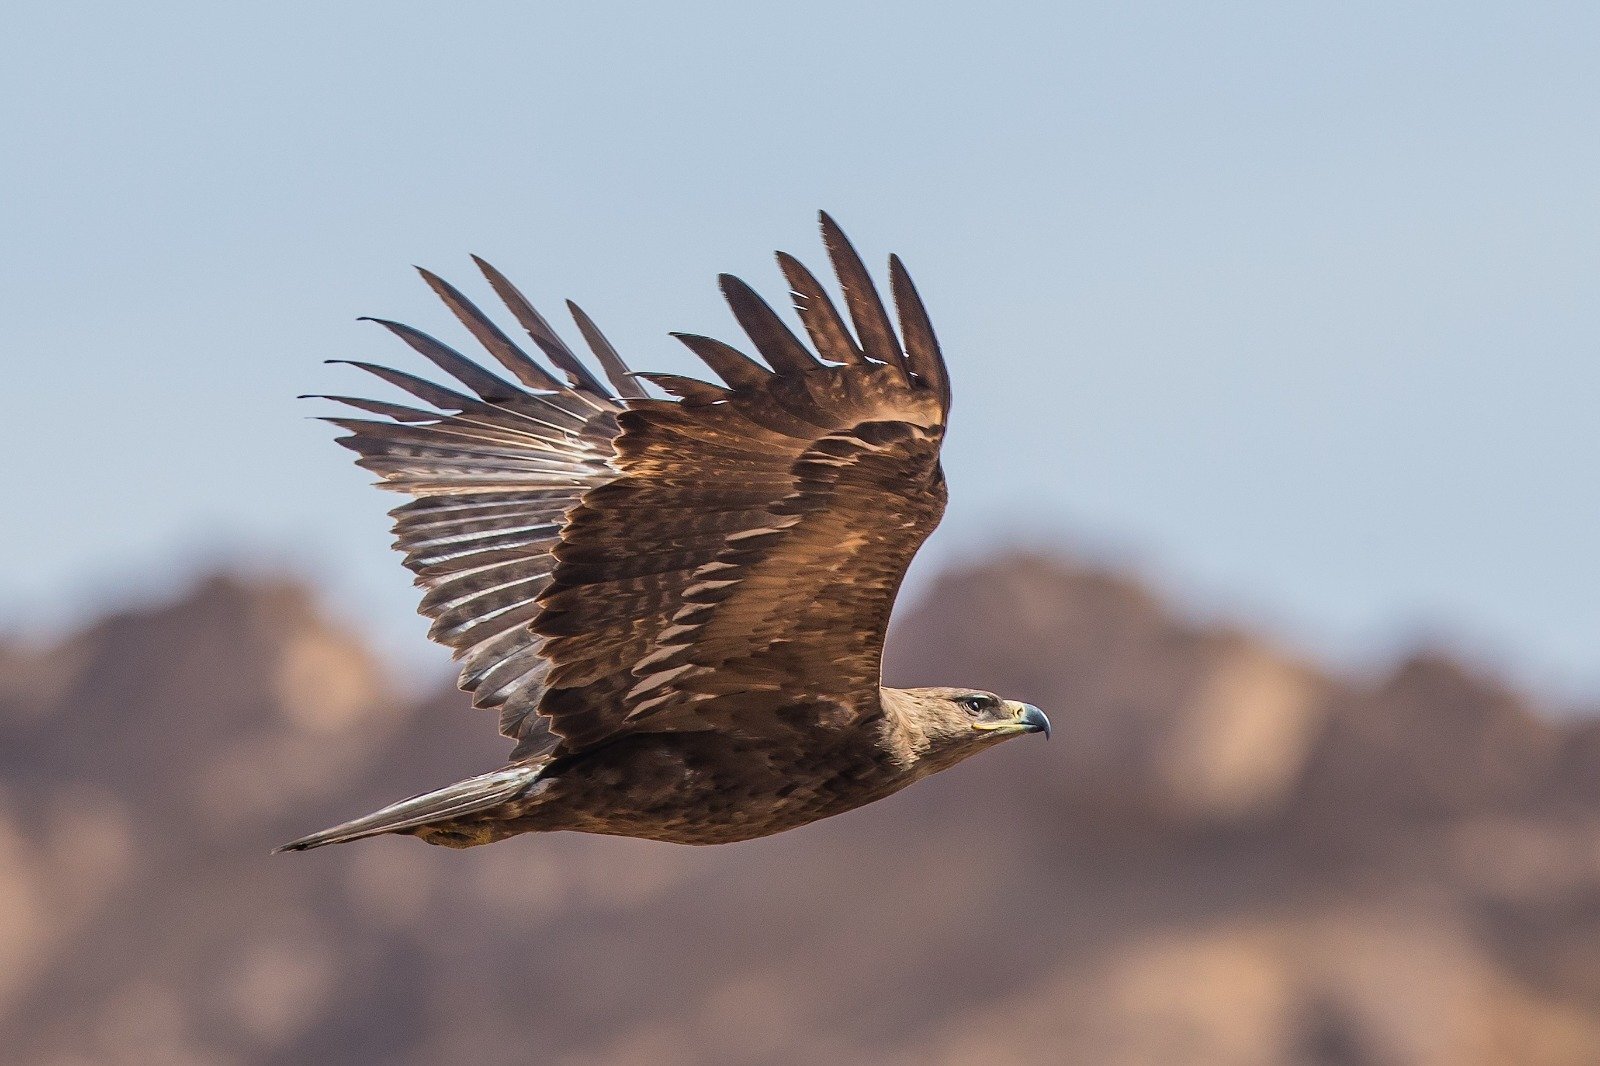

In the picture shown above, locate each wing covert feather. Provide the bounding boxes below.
[314,215,952,760]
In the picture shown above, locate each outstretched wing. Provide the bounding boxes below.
[317,214,951,760]
[312,260,634,757]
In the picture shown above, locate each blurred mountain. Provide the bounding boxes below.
[3,554,1599,1065]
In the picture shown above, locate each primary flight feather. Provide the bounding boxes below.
[279,214,1048,853]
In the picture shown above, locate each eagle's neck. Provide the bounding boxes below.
[874,687,934,773]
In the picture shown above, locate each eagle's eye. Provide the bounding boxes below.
[960,695,990,716]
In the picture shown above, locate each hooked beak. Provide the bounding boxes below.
[974,700,1052,740]
[1010,701,1051,739]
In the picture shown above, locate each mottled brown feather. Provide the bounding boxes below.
[316,218,951,766]
[818,212,909,376]
[775,250,867,366]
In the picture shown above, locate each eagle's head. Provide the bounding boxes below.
[881,686,1050,775]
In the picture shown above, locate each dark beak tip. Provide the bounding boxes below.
[1020,704,1051,740]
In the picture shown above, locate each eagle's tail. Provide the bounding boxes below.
[274,764,543,853]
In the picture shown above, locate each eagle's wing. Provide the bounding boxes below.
[319,215,950,759]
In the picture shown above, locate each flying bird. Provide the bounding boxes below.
[279,214,1048,852]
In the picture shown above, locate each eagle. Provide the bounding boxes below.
[279,214,1048,853]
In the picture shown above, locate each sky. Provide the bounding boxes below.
[3,3,1596,700]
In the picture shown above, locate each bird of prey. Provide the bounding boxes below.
[278,214,1048,853]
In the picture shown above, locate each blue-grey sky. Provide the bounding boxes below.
[3,3,1596,699]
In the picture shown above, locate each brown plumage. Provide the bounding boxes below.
[278,214,1048,853]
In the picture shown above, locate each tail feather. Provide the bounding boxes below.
[274,764,542,853]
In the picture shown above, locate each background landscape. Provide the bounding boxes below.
[4,552,1599,1064]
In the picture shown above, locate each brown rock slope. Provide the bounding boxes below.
[2,555,1598,1065]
